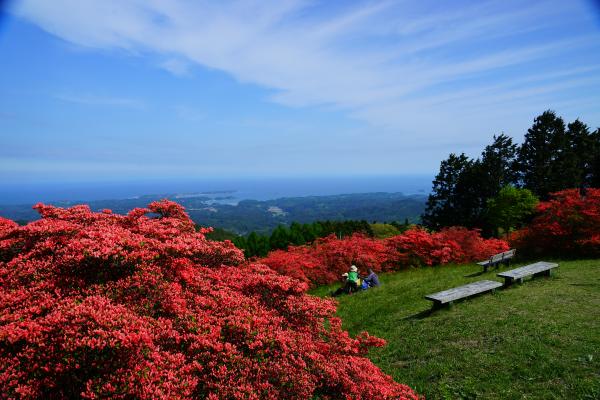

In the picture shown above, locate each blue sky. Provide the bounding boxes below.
[1,0,600,184]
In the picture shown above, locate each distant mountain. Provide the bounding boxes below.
[0,192,426,234]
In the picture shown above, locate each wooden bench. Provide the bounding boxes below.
[477,249,516,272]
[425,280,503,309]
[497,261,558,286]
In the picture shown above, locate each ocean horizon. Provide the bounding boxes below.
[0,175,433,205]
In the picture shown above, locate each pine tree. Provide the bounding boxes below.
[422,153,473,230]
[453,159,489,228]
[517,110,566,199]
[245,232,260,257]
[301,223,317,243]
[479,133,519,199]
[289,222,306,245]
[565,120,595,190]
[269,225,290,250]
[590,128,600,188]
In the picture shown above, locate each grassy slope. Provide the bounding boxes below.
[311,259,600,399]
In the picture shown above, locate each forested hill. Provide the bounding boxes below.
[0,192,426,235]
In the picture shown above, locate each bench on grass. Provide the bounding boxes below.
[497,261,558,286]
[425,280,503,309]
[477,249,516,272]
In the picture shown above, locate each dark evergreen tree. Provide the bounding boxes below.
[564,120,595,190]
[289,222,306,245]
[206,228,239,241]
[517,110,566,199]
[269,225,290,250]
[590,128,600,188]
[422,110,597,232]
[422,136,518,232]
[232,236,247,255]
[300,223,317,243]
[547,119,585,192]
[479,134,519,198]
[453,159,490,228]
[422,153,473,230]
[245,232,260,257]
[311,221,325,238]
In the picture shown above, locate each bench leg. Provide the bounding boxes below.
[503,277,513,287]
[484,264,489,273]
[431,300,443,310]
[431,300,453,310]
[516,278,523,285]
[533,270,552,279]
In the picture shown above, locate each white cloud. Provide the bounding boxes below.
[11,0,600,134]
[55,93,145,109]
[159,58,191,76]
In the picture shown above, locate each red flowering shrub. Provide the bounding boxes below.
[0,201,419,399]
[262,228,508,287]
[436,227,510,263]
[386,227,464,266]
[387,227,508,267]
[511,188,600,257]
[254,246,325,286]
[316,233,393,276]
[261,234,393,286]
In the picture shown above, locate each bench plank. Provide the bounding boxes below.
[477,249,516,271]
[497,261,558,285]
[425,280,503,306]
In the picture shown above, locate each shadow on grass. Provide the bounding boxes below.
[463,270,486,278]
[464,265,503,278]
[401,308,434,320]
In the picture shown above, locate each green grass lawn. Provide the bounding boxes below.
[310,259,600,399]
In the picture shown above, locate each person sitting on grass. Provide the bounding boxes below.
[347,265,360,293]
[363,268,380,288]
[331,265,360,297]
[331,273,349,297]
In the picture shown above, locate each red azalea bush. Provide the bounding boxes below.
[511,188,600,257]
[436,227,509,263]
[262,227,508,287]
[317,234,393,272]
[388,227,508,267]
[386,228,463,267]
[0,201,419,399]
[255,246,327,286]
[259,234,391,286]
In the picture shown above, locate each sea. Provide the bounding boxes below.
[0,175,433,205]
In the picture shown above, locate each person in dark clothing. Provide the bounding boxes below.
[331,273,350,297]
[363,268,380,288]
[331,266,360,296]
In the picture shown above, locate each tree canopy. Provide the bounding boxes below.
[486,185,538,238]
[423,110,600,234]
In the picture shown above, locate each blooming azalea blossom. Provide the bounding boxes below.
[0,200,419,399]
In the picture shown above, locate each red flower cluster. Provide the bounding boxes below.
[511,188,600,257]
[262,234,392,287]
[0,201,419,399]
[262,227,508,287]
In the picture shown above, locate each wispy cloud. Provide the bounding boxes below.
[159,58,191,77]
[12,0,600,133]
[55,93,145,109]
[172,105,205,121]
